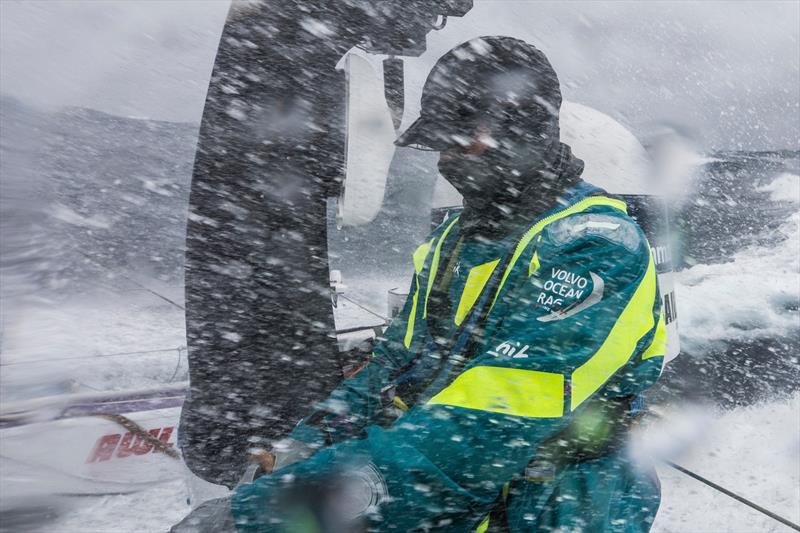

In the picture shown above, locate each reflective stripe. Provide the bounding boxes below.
[528,250,541,275]
[413,239,435,274]
[476,516,489,533]
[642,311,666,361]
[570,253,657,410]
[403,275,421,349]
[490,196,627,312]
[424,216,460,318]
[454,259,501,326]
[405,239,435,349]
[428,366,564,418]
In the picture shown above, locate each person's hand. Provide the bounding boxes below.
[249,449,276,475]
[245,438,317,481]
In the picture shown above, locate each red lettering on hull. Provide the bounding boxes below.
[86,434,122,463]
[86,426,174,463]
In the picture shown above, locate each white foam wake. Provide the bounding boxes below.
[757,172,800,203]
[675,209,800,354]
[645,393,800,532]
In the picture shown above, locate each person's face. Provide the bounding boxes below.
[437,121,543,207]
[437,124,501,203]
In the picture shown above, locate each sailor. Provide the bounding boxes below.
[230,36,666,532]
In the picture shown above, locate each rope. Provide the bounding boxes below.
[665,460,800,531]
[96,413,181,460]
[649,411,800,531]
[339,294,389,322]
[76,249,185,311]
[335,324,386,335]
[0,346,185,366]
[168,346,186,382]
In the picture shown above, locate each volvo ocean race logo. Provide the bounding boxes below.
[533,267,604,322]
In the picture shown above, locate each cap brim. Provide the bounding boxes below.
[394,116,448,151]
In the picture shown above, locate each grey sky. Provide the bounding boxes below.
[1,0,798,150]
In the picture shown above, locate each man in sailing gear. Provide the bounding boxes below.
[232,36,665,532]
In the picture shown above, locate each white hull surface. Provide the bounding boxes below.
[0,384,185,508]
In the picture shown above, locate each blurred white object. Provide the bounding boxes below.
[330,269,346,295]
[387,287,408,318]
[645,125,709,203]
[560,101,653,194]
[337,53,396,227]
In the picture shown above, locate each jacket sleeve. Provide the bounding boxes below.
[287,252,429,449]
[234,214,665,531]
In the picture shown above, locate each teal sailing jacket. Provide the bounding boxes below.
[233,181,666,532]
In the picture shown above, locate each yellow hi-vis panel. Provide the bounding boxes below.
[413,239,435,274]
[454,259,501,326]
[490,196,627,312]
[424,217,460,318]
[428,366,565,418]
[642,311,667,360]
[570,254,657,410]
[405,238,435,349]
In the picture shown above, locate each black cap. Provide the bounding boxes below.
[396,36,561,151]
